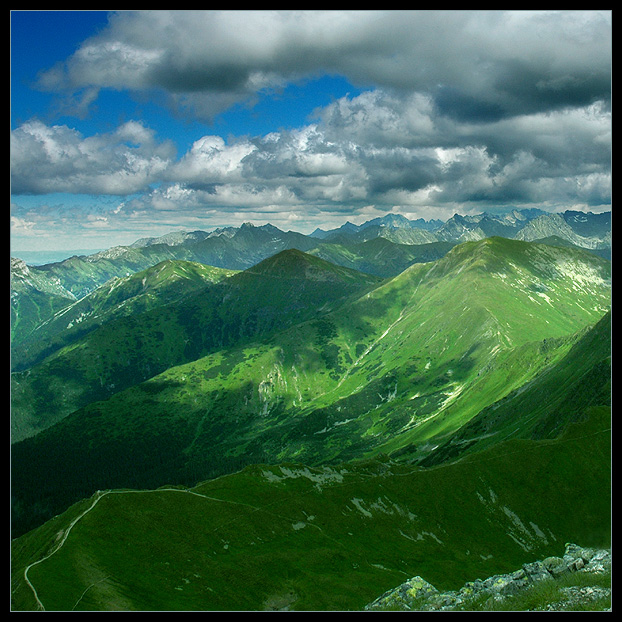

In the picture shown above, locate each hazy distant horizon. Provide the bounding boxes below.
[10,202,612,266]
[11,249,107,266]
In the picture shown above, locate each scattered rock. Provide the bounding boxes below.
[365,543,611,611]
[263,591,298,611]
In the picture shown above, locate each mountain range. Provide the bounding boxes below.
[11,207,611,298]
[10,208,610,357]
[10,208,611,611]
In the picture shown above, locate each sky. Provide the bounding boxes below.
[11,10,612,252]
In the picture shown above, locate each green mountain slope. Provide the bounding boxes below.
[420,310,611,466]
[27,222,319,299]
[12,259,237,371]
[309,237,457,277]
[14,210,606,361]
[11,251,381,442]
[11,405,610,611]
[15,209,608,304]
[10,257,77,345]
[11,239,610,537]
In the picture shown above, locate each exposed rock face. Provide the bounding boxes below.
[365,543,611,611]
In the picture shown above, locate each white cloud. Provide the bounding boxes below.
[11,87,612,231]
[11,120,176,195]
[11,11,611,244]
[10,214,37,236]
[170,135,256,186]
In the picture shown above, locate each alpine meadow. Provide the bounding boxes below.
[11,10,611,612]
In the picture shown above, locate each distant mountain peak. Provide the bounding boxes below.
[243,248,379,284]
[245,248,335,276]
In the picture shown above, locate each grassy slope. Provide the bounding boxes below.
[12,259,237,369]
[11,239,610,538]
[32,244,207,299]
[11,252,381,442]
[10,258,76,345]
[11,405,610,611]
[421,310,611,465]
[10,260,237,441]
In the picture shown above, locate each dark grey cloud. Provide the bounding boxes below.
[433,86,507,124]
[38,10,611,122]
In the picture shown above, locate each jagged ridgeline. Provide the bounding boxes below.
[10,216,611,611]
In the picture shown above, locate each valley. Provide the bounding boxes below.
[10,209,611,611]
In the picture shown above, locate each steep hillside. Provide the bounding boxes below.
[10,405,610,611]
[420,311,611,466]
[11,251,381,442]
[32,245,198,300]
[11,209,609,354]
[16,209,609,304]
[562,210,611,238]
[11,239,610,537]
[11,259,237,371]
[10,257,76,344]
[17,222,317,301]
[515,212,610,250]
[260,237,610,460]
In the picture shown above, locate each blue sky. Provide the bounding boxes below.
[11,11,362,151]
[11,10,611,252]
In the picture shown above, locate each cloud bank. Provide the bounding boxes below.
[11,10,611,245]
[37,10,611,122]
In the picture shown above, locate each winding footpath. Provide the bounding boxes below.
[22,425,610,610]
[22,484,343,611]
[24,490,110,611]
[24,488,221,610]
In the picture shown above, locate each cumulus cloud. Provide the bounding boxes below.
[11,86,611,227]
[169,135,256,188]
[11,119,176,195]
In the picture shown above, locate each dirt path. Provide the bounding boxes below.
[22,484,341,610]
[24,490,109,610]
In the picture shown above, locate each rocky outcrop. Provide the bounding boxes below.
[365,543,611,612]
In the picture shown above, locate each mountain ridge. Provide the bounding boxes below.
[10,209,611,612]
[242,248,375,281]
[13,207,609,277]
[11,404,610,611]
[11,259,238,371]
[11,237,610,538]
[10,251,382,442]
[11,209,609,345]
